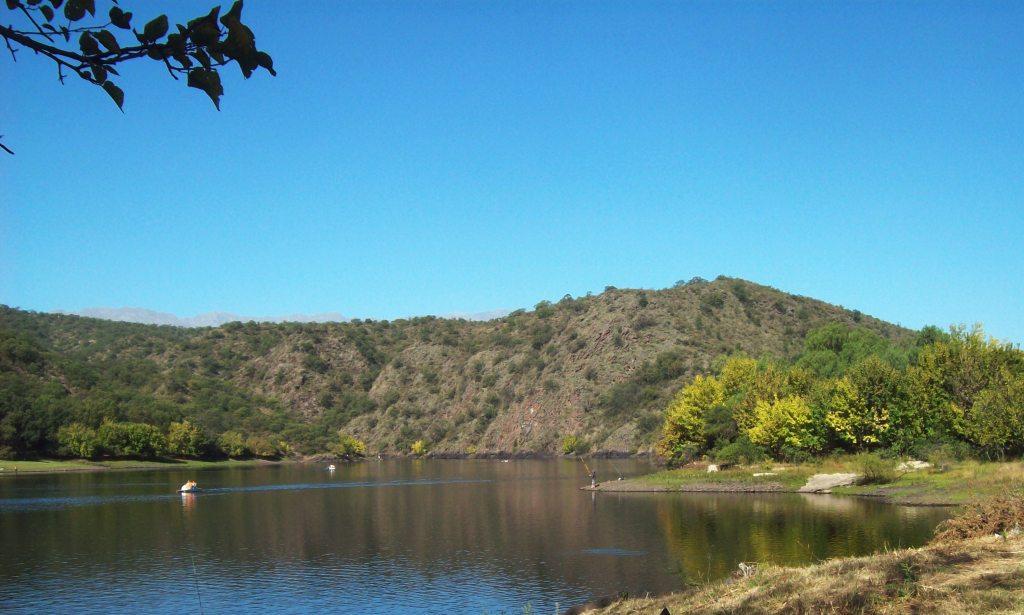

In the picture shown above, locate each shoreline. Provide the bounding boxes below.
[0,451,650,476]
[586,459,1024,507]
[0,458,305,475]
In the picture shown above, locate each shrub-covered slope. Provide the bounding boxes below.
[0,277,909,456]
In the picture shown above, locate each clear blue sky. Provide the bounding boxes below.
[3,1,1022,342]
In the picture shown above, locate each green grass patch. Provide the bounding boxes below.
[0,458,284,474]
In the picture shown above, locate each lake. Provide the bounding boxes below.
[0,459,950,613]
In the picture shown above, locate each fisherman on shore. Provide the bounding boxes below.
[589,469,598,488]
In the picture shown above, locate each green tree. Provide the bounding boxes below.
[823,377,887,449]
[57,423,100,459]
[961,373,1024,457]
[167,420,204,457]
[217,430,249,458]
[97,421,166,458]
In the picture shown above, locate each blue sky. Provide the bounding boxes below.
[3,1,1022,342]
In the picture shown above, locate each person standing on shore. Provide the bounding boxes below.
[590,469,598,488]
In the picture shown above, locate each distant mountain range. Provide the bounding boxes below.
[58,306,513,327]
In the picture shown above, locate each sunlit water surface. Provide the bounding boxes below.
[0,460,950,613]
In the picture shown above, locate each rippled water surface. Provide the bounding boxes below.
[0,460,950,613]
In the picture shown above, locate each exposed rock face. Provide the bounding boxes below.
[896,460,933,472]
[799,473,860,493]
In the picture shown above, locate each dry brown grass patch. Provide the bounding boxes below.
[932,493,1024,543]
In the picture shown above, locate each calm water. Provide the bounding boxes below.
[0,460,949,613]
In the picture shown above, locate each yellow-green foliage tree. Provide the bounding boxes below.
[657,374,723,462]
[746,396,819,457]
[167,420,204,458]
[57,423,100,459]
[717,357,809,429]
[824,377,889,449]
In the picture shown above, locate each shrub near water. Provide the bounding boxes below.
[853,452,899,484]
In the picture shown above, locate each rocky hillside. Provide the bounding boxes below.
[0,277,911,455]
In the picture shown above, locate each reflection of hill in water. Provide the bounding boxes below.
[0,461,951,612]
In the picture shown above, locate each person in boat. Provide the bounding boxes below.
[179,480,198,492]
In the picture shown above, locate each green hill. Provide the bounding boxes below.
[0,277,911,457]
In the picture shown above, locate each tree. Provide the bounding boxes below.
[167,420,204,457]
[216,430,248,458]
[823,377,888,450]
[97,420,166,458]
[657,374,723,462]
[1,0,275,153]
[961,373,1024,457]
[57,422,99,458]
[746,396,820,458]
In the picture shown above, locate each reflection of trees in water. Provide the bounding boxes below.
[654,493,949,583]
[0,462,950,599]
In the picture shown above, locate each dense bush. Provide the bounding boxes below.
[57,423,100,459]
[335,432,367,457]
[97,421,167,458]
[561,434,582,455]
[854,452,899,484]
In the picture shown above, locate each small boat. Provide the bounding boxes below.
[327,464,336,471]
[178,480,199,493]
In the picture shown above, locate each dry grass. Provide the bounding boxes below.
[594,497,1024,615]
[933,493,1024,543]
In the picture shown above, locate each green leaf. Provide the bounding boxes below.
[63,0,85,22]
[95,30,119,52]
[142,14,168,42]
[220,0,243,26]
[102,81,124,111]
[78,31,100,56]
[187,68,223,110]
[40,5,54,21]
[5,0,19,10]
[109,6,132,29]
[255,51,276,76]
[49,0,63,9]
[91,64,106,84]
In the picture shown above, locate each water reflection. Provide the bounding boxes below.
[0,460,949,613]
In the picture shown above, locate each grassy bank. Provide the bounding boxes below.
[594,495,1024,614]
[597,533,1024,614]
[595,459,1024,506]
[0,458,288,474]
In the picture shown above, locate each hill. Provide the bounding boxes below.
[0,277,912,457]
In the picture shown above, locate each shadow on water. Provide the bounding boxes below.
[0,459,951,614]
